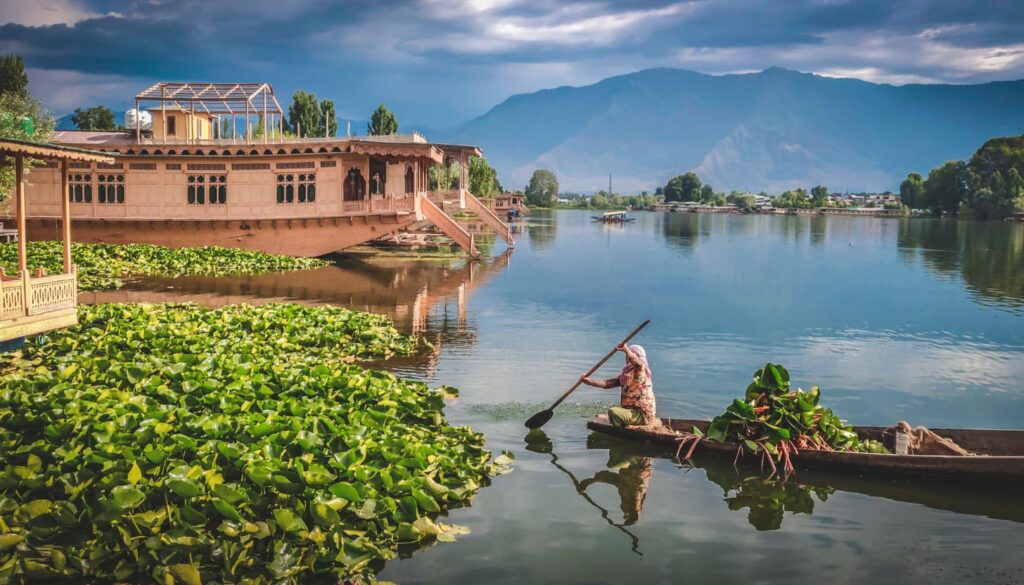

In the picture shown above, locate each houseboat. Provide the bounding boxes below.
[17,82,512,258]
[592,211,636,223]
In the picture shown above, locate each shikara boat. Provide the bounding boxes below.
[592,211,636,223]
[587,415,1024,482]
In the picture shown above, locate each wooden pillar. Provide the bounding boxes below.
[61,159,71,274]
[245,101,251,143]
[135,98,141,143]
[161,87,167,140]
[15,157,26,274]
[262,90,268,144]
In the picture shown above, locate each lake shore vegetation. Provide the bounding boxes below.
[0,242,327,291]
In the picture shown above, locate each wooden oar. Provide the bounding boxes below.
[525,319,651,429]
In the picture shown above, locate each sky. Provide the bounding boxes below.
[1,0,1023,128]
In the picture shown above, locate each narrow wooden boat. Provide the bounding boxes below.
[592,211,636,223]
[587,415,1024,482]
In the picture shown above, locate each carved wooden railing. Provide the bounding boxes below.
[27,273,78,316]
[0,281,24,321]
[0,271,77,320]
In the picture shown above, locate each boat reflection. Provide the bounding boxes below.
[83,248,513,377]
[585,432,1024,532]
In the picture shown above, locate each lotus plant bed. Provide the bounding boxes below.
[0,303,507,584]
[0,241,328,291]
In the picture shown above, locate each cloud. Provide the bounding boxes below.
[0,0,109,27]
[1,0,1023,125]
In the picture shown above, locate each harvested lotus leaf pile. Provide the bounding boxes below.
[0,241,327,291]
[0,303,508,583]
[679,363,888,478]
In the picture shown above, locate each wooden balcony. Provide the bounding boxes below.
[0,270,79,342]
[1,138,114,344]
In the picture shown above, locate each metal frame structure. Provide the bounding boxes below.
[134,82,285,145]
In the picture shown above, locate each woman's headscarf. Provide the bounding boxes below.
[620,344,651,379]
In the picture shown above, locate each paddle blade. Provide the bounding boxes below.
[525,409,553,429]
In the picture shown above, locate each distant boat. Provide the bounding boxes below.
[592,211,636,223]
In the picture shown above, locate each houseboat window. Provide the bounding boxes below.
[276,173,314,204]
[97,174,125,204]
[208,175,227,204]
[167,115,176,136]
[69,173,92,203]
[405,165,414,194]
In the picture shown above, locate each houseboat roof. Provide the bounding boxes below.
[50,131,481,162]
[0,137,115,164]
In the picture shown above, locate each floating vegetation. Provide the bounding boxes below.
[679,363,888,477]
[0,241,327,291]
[466,401,615,423]
[0,303,508,583]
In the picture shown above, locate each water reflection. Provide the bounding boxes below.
[525,429,644,555]
[898,219,1024,310]
[703,466,833,531]
[661,212,705,253]
[525,212,558,251]
[83,249,513,377]
[583,433,1024,536]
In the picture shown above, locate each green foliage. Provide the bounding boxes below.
[730,194,757,212]
[524,169,559,207]
[699,184,714,202]
[663,172,701,202]
[923,160,971,215]
[0,63,55,205]
[704,363,887,475]
[429,161,461,191]
[0,242,326,291]
[899,173,925,209]
[0,302,507,582]
[71,106,119,131]
[287,91,335,138]
[772,189,814,209]
[810,185,829,206]
[0,54,28,96]
[468,156,501,197]
[367,104,399,136]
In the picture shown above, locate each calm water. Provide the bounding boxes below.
[91,211,1024,585]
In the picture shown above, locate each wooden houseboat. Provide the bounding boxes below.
[17,82,512,258]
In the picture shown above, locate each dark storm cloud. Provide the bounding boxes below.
[2,0,1023,124]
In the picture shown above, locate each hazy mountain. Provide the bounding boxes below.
[442,67,1024,193]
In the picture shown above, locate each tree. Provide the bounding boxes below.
[899,173,925,209]
[468,156,501,197]
[663,172,701,202]
[367,104,399,136]
[699,184,714,202]
[524,169,559,207]
[0,65,54,204]
[71,106,118,131]
[429,161,460,190]
[288,91,322,138]
[811,185,829,206]
[0,54,28,96]
[923,161,971,215]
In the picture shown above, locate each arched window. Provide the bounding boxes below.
[344,168,366,201]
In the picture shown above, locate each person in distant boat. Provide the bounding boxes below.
[580,344,657,428]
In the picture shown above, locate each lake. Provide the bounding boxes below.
[91,210,1024,585]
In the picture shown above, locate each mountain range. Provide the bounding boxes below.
[440,67,1024,193]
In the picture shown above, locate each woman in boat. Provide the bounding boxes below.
[581,343,657,428]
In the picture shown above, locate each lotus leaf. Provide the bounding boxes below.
[0,302,505,583]
[0,241,327,291]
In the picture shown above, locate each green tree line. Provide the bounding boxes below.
[900,135,1024,219]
